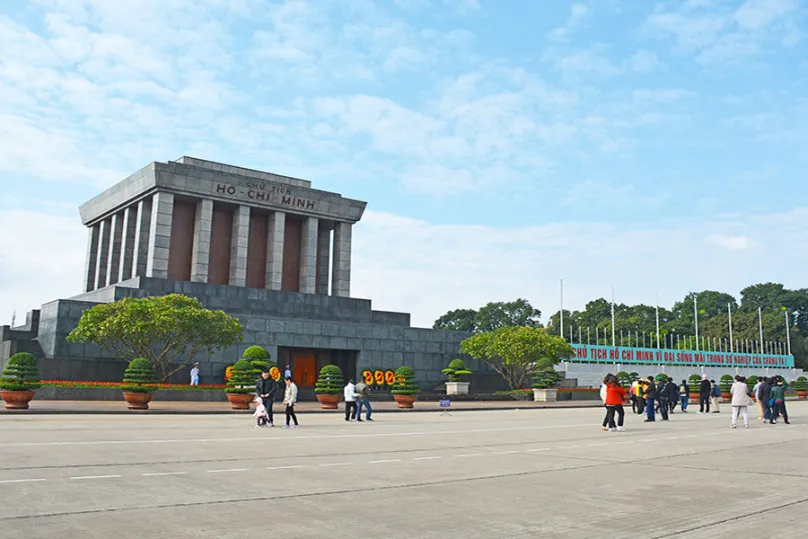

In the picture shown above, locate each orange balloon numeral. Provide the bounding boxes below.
[362,370,374,385]
[385,370,396,386]
[374,370,385,385]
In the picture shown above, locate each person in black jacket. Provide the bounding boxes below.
[666,376,679,414]
[644,377,658,422]
[657,377,670,421]
[256,371,278,427]
[699,375,712,413]
[758,377,772,423]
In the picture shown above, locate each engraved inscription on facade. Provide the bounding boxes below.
[215,183,316,210]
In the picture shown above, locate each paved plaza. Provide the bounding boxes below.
[1,404,806,538]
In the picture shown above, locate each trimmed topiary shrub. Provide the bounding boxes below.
[616,371,631,388]
[315,365,344,395]
[532,359,562,389]
[122,358,157,393]
[0,353,41,391]
[746,375,758,388]
[689,374,702,387]
[225,359,260,394]
[794,376,807,392]
[654,374,667,382]
[242,346,274,372]
[442,359,472,382]
[392,366,421,395]
[720,374,734,393]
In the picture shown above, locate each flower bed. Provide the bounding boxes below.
[39,380,225,391]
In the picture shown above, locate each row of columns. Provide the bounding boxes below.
[83,192,352,297]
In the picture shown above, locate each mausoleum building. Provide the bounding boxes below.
[1,158,481,394]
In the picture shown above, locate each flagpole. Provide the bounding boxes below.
[655,293,660,349]
[611,287,616,347]
[758,307,764,354]
[694,294,699,352]
[785,310,792,355]
[728,303,734,353]
[560,279,564,339]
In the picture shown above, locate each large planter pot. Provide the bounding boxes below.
[533,388,558,402]
[393,394,416,409]
[122,391,153,410]
[445,381,470,395]
[721,392,731,403]
[316,393,341,409]
[689,392,700,404]
[1,390,35,410]
[797,391,808,400]
[226,392,254,410]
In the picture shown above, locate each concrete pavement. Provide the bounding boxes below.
[0,404,806,538]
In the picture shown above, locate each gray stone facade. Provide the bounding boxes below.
[1,278,480,392]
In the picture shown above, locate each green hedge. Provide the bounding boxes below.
[392,366,420,395]
[225,359,259,394]
[122,358,157,393]
[315,365,344,395]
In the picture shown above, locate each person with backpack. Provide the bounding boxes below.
[699,375,712,413]
[678,379,690,413]
[635,379,646,416]
[770,377,790,425]
[710,379,721,413]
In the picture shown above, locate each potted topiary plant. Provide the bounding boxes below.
[391,366,420,408]
[121,358,157,410]
[616,371,632,389]
[532,358,562,402]
[0,352,41,409]
[442,358,472,395]
[719,374,733,402]
[242,345,274,373]
[794,376,808,400]
[314,364,344,409]
[225,359,259,410]
[688,374,702,404]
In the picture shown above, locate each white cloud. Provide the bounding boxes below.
[546,3,591,43]
[629,49,664,72]
[707,234,763,250]
[632,88,696,102]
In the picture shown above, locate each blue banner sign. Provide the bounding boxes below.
[569,344,794,368]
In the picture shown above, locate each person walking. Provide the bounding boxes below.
[730,375,753,429]
[635,379,646,416]
[644,377,658,422]
[190,362,200,386]
[752,377,764,420]
[355,379,373,422]
[699,375,712,414]
[679,379,690,413]
[344,379,357,422]
[284,365,292,380]
[710,380,721,413]
[667,377,679,414]
[256,370,278,427]
[601,374,627,432]
[657,377,670,421]
[282,376,299,428]
[758,377,773,423]
[770,377,790,425]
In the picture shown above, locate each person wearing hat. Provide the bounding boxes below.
[190,362,200,386]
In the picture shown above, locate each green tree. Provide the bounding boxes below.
[460,326,572,390]
[67,294,244,382]
[433,308,478,332]
[475,299,541,332]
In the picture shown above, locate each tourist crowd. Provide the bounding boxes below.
[600,374,791,431]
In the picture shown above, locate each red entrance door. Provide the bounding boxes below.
[294,353,317,388]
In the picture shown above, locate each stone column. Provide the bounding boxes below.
[94,218,112,289]
[331,222,352,297]
[265,211,285,291]
[191,199,214,282]
[105,212,124,286]
[146,192,174,279]
[118,205,138,282]
[316,224,331,295]
[299,216,318,294]
[132,198,153,279]
[83,225,100,292]
[229,205,250,287]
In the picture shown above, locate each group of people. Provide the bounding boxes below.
[343,379,373,422]
[253,370,300,428]
[601,373,793,431]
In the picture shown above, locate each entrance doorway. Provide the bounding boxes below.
[293,352,317,388]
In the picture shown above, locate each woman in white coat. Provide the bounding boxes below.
[730,375,754,429]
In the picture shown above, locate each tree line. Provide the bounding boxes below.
[432,283,808,369]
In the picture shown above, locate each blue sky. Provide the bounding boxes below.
[1,0,807,327]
